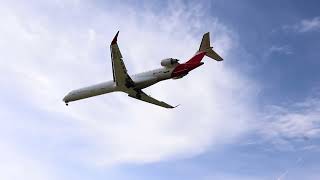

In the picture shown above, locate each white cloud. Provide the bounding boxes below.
[1,2,320,180]
[283,16,320,33]
[259,97,320,151]
[0,0,259,167]
[268,45,293,55]
[204,173,267,180]
[0,137,57,180]
[298,17,320,32]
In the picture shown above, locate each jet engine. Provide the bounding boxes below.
[160,58,179,67]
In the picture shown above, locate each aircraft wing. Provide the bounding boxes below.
[126,89,176,109]
[110,31,135,87]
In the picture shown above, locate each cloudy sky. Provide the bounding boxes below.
[1,0,320,179]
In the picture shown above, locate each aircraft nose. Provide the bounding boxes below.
[63,94,70,102]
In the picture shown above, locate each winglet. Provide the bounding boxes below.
[168,104,180,109]
[111,31,119,45]
[173,104,180,108]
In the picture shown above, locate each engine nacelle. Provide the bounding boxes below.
[160,58,179,67]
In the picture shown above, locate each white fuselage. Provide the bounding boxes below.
[63,66,175,103]
[63,31,222,108]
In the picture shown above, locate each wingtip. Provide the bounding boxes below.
[170,104,180,109]
[111,31,119,45]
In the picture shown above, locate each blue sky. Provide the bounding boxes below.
[1,0,320,179]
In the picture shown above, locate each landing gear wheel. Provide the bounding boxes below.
[65,103,68,106]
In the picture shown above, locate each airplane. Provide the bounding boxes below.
[63,31,223,108]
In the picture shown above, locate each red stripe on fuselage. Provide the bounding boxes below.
[171,51,206,78]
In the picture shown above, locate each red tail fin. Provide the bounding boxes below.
[186,51,206,64]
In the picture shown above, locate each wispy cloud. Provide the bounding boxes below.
[298,17,320,32]
[276,157,303,180]
[204,173,267,180]
[1,1,319,179]
[283,16,320,33]
[0,139,57,180]
[268,45,293,55]
[259,97,320,151]
[0,0,257,168]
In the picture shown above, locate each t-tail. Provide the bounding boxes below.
[171,32,223,78]
[198,32,223,61]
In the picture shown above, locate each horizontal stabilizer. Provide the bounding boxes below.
[205,48,223,61]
